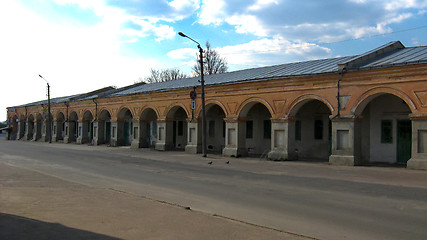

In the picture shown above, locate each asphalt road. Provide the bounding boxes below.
[1,139,427,240]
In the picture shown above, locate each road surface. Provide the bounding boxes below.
[1,139,426,240]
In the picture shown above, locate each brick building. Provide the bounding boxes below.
[6,41,427,170]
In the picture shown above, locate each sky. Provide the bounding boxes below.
[1,0,426,122]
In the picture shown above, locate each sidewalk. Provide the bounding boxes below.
[0,162,310,240]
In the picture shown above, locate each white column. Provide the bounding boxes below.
[185,119,201,154]
[329,115,361,166]
[222,118,247,157]
[407,118,427,170]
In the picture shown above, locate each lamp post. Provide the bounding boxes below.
[178,32,207,157]
[39,75,52,144]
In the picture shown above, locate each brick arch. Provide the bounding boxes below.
[165,102,190,120]
[286,94,334,117]
[351,87,416,115]
[82,109,94,121]
[55,112,65,121]
[117,106,134,120]
[140,105,160,119]
[237,97,274,118]
[69,111,79,121]
[99,108,112,120]
[28,114,35,121]
[195,100,228,119]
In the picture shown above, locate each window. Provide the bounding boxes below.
[381,120,393,143]
[314,119,323,140]
[295,120,301,141]
[263,120,271,139]
[177,121,183,136]
[209,120,215,137]
[246,120,253,139]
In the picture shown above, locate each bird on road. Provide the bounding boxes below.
[208,161,213,165]
[226,161,230,164]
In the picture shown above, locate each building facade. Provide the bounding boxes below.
[6,41,427,170]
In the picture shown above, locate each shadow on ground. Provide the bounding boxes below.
[0,213,120,240]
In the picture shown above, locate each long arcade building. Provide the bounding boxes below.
[6,41,427,170]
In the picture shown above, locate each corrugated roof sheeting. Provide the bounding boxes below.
[110,55,357,97]
[13,42,427,106]
[359,47,427,68]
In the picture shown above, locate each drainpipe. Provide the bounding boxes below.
[64,102,69,121]
[92,98,98,121]
[333,68,346,120]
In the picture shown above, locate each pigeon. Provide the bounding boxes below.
[208,161,213,165]
[226,161,230,164]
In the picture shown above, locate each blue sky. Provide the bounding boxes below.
[1,0,426,121]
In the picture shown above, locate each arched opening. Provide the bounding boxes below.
[140,108,158,148]
[68,111,78,143]
[18,115,26,140]
[117,108,133,146]
[34,113,43,141]
[292,100,332,161]
[166,106,188,150]
[10,115,18,140]
[356,94,412,165]
[239,102,272,157]
[26,115,35,140]
[206,104,226,154]
[98,110,112,145]
[55,112,65,141]
[79,111,94,144]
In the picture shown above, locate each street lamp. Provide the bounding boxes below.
[178,32,207,157]
[39,74,52,144]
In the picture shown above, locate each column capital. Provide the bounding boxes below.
[409,113,427,120]
[329,114,362,122]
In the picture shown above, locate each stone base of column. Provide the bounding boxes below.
[407,158,427,170]
[329,155,356,166]
[130,140,142,149]
[63,137,70,143]
[185,144,201,154]
[267,149,288,161]
[41,135,48,142]
[109,139,118,147]
[222,147,247,158]
[155,142,174,151]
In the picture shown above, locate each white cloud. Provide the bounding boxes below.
[248,0,279,11]
[169,36,332,70]
[384,0,427,11]
[216,37,331,67]
[167,48,198,60]
[198,0,226,25]
[0,0,159,121]
[169,0,200,12]
[226,14,268,36]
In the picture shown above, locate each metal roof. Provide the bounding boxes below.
[111,43,427,97]
[358,46,427,69]
[13,41,427,107]
[109,55,357,97]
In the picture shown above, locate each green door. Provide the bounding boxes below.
[124,121,130,145]
[397,120,411,164]
[106,122,111,144]
[173,121,177,147]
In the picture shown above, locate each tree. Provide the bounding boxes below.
[193,41,228,76]
[143,68,188,83]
